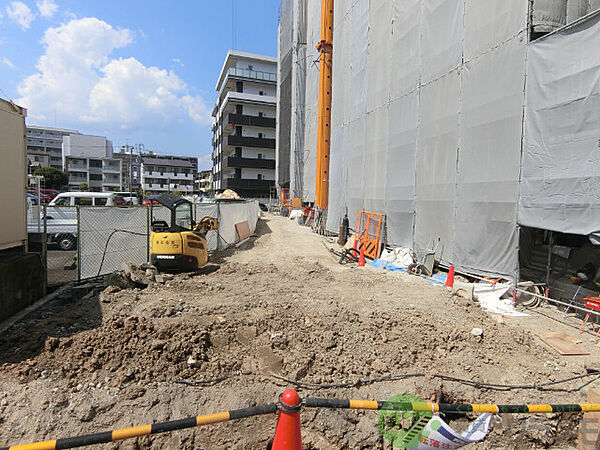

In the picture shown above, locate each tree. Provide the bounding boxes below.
[78,183,89,191]
[171,190,183,196]
[33,167,68,190]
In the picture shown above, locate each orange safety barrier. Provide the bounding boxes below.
[354,211,384,260]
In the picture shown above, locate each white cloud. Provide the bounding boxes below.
[17,17,211,128]
[2,57,15,69]
[6,1,34,30]
[37,0,58,18]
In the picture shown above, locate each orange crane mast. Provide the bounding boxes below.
[315,0,334,209]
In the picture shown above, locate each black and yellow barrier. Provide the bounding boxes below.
[4,394,600,449]
[304,398,600,414]
[0,403,277,450]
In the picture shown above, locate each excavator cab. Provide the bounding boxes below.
[149,194,218,272]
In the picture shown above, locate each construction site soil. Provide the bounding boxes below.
[1,215,599,449]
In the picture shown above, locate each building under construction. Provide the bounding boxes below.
[277,0,600,287]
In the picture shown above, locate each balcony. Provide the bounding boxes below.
[223,178,275,191]
[228,113,275,129]
[227,135,275,149]
[226,157,275,170]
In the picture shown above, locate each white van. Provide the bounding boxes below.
[49,191,120,207]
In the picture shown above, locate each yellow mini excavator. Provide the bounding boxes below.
[149,194,218,272]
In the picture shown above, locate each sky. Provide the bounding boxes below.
[0,0,280,170]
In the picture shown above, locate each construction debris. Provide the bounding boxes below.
[215,189,241,200]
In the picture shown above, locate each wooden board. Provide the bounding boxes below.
[537,333,590,355]
[578,389,600,449]
[291,197,302,208]
[235,221,254,242]
[537,331,583,344]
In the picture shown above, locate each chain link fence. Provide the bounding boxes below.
[76,200,260,280]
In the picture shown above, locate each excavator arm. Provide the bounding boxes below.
[195,216,219,234]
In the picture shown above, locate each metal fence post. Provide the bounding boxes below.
[76,206,81,281]
[146,205,150,262]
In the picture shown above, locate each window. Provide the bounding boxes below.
[90,174,102,181]
[248,64,253,70]
[258,154,262,159]
[258,133,263,139]
[258,112,263,117]
[54,197,70,206]
[75,197,93,206]
[89,159,102,168]
[95,198,108,206]
[259,91,264,96]
[236,126,243,136]
[236,104,243,114]
[236,81,243,93]
[257,174,263,180]
[235,147,242,157]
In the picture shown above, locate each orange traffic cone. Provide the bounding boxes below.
[272,389,302,450]
[358,246,365,267]
[445,265,455,288]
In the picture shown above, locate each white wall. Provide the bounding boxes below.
[240,104,276,117]
[0,99,27,250]
[242,148,275,159]
[241,126,276,139]
[235,59,276,73]
[63,134,112,159]
[242,81,277,97]
[242,167,275,180]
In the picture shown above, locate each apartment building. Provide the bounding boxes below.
[140,154,196,193]
[195,170,213,194]
[62,134,122,192]
[212,51,277,198]
[26,125,79,170]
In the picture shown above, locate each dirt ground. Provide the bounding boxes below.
[1,214,600,449]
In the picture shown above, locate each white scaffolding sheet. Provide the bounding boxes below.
[520,12,600,236]
[454,36,526,276]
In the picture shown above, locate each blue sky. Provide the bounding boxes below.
[0,0,280,169]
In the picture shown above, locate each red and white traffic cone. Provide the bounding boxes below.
[272,389,302,450]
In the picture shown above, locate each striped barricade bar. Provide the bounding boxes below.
[4,393,600,449]
[303,398,600,414]
[1,403,277,450]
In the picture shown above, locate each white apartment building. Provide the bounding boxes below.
[212,51,277,198]
[26,125,79,169]
[140,155,195,193]
[62,134,122,192]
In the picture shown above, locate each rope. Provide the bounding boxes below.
[271,371,600,392]
[96,229,149,277]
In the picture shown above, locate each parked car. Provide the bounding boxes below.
[115,192,139,205]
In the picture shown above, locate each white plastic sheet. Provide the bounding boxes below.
[385,92,419,247]
[79,207,148,279]
[520,12,600,235]
[414,70,460,264]
[421,0,463,83]
[454,36,526,276]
